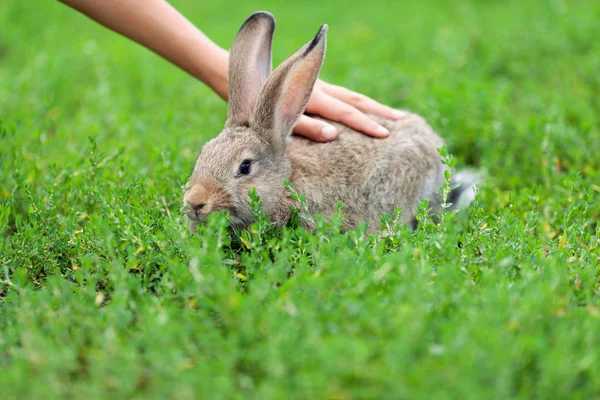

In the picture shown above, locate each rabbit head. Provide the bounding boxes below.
[184,12,328,230]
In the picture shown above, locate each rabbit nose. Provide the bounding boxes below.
[191,202,206,213]
[185,184,210,213]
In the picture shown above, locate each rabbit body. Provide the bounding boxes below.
[184,12,458,233]
[284,114,445,231]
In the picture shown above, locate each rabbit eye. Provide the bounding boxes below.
[237,159,252,176]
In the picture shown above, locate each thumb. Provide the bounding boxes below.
[293,115,338,142]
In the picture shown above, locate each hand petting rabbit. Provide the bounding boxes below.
[184,11,476,233]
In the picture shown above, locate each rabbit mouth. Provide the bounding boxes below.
[186,206,243,225]
[186,209,204,222]
[185,200,217,221]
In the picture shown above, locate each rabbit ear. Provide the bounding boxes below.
[226,12,275,127]
[251,25,328,151]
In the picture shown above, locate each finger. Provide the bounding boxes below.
[321,83,407,120]
[293,115,338,142]
[309,95,390,138]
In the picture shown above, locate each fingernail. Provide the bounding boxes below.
[392,110,408,120]
[321,125,337,140]
[376,125,390,136]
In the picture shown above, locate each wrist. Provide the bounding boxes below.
[191,43,229,101]
[206,50,229,101]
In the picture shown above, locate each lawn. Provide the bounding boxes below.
[1,0,600,398]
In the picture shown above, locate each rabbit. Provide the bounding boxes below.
[184,11,476,233]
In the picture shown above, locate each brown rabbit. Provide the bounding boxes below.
[184,11,474,233]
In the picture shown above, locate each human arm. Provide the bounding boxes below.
[59,0,405,141]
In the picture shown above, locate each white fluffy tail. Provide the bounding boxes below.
[448,170,480,210]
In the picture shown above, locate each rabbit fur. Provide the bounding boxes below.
[184,11,474,233]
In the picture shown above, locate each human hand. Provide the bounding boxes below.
[294,80,406,142]
[59,0,404,143]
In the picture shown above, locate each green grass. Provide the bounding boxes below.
[2,0,600,398]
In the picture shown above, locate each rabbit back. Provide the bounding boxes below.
[286,113,446,230]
